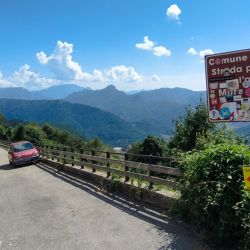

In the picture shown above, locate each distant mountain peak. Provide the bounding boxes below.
[97,85,125,95]
[103,84,117,90]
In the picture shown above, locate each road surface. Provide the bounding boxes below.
[0,148,206,250]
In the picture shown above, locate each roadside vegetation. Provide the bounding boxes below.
[0,114,108,151]
[129,102,250,249]
[0,101,249,249]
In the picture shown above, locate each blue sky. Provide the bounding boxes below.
[0,0,250,91]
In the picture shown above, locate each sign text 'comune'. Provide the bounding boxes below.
[205,49,250,122]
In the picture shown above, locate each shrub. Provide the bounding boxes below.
[235,191,250,249]
[178,144,250,249]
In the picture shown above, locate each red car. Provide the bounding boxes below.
[8,141,40,166]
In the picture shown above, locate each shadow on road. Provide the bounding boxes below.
[36,162,205,250]
[0,163,33,170]
[0,164,12,170]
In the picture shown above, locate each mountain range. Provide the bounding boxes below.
[0,84,86,100]
[65,85,206,135]
[1,84,248,145]
[0,84,206,136]
[0,99,148,146]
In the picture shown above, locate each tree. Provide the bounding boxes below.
[168,102,215,151]
[24,125,42,145]
[42,124,56,140]
[140,136,164,156]
[13,125,25,141]
[5,127,13,140]
[0,113,5,125]
[128,136,168,164]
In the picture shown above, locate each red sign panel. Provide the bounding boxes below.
[205,49,250,122]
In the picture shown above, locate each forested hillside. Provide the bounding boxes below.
[0,99,147,146]
[65,85,206,134]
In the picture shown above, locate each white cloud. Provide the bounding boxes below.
[199,49,214,58]
[152,74,160,82]
[135,36,154,51]
[136,36,171,57]
[166,4,181,20]
[107,65,142,82]
[0,72,15,88]
[36,51,48,64]
[11,64,55,90]
[0,41,143,90]
[153,46,171,57]
[37,41,102,81]
[187,48,197,55]
[187,48,214,61]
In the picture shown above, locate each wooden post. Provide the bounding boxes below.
[148,155,154,190]
[80,149,84,169]
[63,147,66,164]
[91,150,96,173]
[124,153,129,182]
[106,152,111,178]
[71,148,74,166]
[51,146,54,160]
[57,147,60,162]
[45,145,49,158]
[40,146,44,158]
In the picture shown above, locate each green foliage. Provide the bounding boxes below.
[5,127,13,140]
[140,135,165,156]
[42,124,56,140]
[196,124,246,150]
[24,124,46,145]
[128,135,168,164]
[0,99,147,146]
[234,191,250,249]
[0,113,5,125]
[0,125,6,139]
[13,125,25,141]
[168,102,215,151]
[177,143,250,249]
[129,135,168,156]
[0,112,109,151]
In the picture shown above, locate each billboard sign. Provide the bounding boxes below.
[205,49,250,122]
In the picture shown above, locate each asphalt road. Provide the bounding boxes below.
[0,148,205,250]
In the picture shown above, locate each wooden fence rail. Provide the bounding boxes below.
[40,146,181,190]
[0,140,181,190]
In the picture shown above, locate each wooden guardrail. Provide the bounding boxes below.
[0,140,181,190]
[0,140,11,150]
[39,145,181,190]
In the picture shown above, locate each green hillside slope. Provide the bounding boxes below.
[0,99,147,146]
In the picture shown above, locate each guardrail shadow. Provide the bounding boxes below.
[36,162,204,250]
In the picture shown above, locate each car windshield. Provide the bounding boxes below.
[13,142,34,152]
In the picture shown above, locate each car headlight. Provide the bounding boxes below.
[33,153,39,157]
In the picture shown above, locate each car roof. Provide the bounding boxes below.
[11,141,32,146]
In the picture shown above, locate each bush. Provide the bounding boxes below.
[178,144,250,249]
[128,135,168,164]
[235,191,250,249]
[13,125,25,141]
